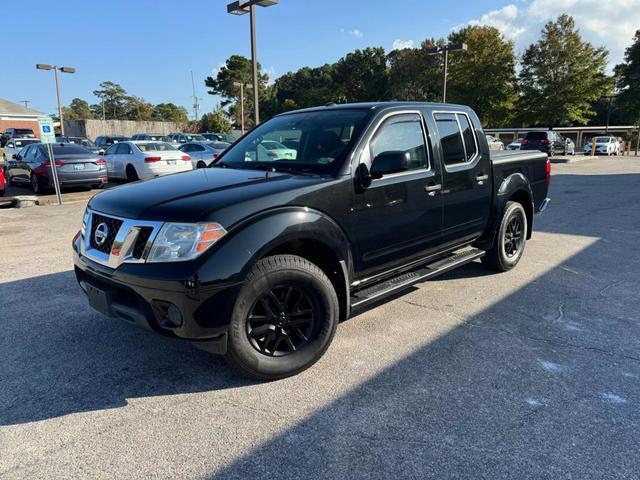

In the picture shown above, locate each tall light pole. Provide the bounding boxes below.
[227,0,278,126]
[425,43,468,103]
[36,64,76,135]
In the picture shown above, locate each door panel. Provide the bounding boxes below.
[434,112,492,244]
[347,112,443,276]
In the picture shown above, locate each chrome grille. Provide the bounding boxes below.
[89,213,123,254]
[81,209,163,269]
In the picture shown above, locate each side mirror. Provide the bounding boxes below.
[370,151,410,179]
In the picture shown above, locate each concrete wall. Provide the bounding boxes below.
[64,119,190,139]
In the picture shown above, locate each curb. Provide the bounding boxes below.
[550,155,598,164]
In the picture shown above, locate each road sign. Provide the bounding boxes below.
[37,116,56,144]
[36,116,62,204]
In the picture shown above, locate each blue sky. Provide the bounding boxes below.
[3,0,637,118]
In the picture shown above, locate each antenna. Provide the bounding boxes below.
[191,71,201,121]
[21,100,31,109]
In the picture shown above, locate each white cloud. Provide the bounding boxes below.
[468,4,526,41]
[265,66,277,85]
[461,0,640,66]
[392,39,415,50]
[341,28,364,39]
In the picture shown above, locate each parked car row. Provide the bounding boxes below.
[1,128,36,147]
[583,136,620,155]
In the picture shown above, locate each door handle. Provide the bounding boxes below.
[425,184,442,196]
[475,174,489,182]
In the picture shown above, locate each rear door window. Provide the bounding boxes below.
[457,114,477,161]
[434,113,466,166]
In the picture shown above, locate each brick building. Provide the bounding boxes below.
[0,98,44,138]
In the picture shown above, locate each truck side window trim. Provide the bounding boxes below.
[432,110,480,171]
[358,110,432,181]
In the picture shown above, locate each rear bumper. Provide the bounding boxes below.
[72,235,236,352]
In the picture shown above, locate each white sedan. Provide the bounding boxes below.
[103,141,193,181]
[2,138,41,162]
[583,136,619,156]
[245,140,298,161]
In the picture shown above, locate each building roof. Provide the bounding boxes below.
[0,98,44,117]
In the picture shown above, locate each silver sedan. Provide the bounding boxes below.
[178,141,230,168]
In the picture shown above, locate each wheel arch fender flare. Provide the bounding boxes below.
[198,206,353,288]
[475,173,534,249]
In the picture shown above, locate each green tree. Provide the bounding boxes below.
[125,96,154,121]
[517,14,612,126]
[93,81,129,120]
[199,106,233,133]
[62,98,94,120]
[333,47,390,102]
[447,26,517,127]
[388,39,443,102]
[272,64,337,112]
[152,103,189,122]
[204,55,269,127]
[614,30,640,125]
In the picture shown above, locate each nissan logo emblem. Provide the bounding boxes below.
[94,222,109,246]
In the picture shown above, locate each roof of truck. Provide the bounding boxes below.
[278,101,470,116]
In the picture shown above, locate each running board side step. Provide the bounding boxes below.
[350,248,485,311]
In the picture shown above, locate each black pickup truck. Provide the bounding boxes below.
[73,102,550,380]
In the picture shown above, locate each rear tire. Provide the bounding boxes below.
[225,255,339,381]
[196,161,207,169]
[482,201,528,272]
[126,164,139,182]
[31,173,42,194]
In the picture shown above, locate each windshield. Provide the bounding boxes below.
[12,139,39,147]
[51,144,90,155]
[594,137,610,143]
[147,135,169,141]
[185,134,206,141]
[14,129,35,136]
[217,109,369,173]
[136,142,177,152]
[524,132,547,140]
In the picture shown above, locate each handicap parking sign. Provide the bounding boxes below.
[37,116,56,144]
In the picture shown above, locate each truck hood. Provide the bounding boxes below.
[88,167,330,224]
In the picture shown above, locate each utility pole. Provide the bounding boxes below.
[425,43,468,103]
[233,81,251,134]
[191,71,201,121]
[21,100,31,109]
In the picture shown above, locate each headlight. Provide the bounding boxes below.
[147,222,227,263]
[81,209,90,237]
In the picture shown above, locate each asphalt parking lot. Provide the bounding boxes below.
[1,156,639,479]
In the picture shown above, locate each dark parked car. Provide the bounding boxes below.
[521,130,570,156]
[202,132,237,143]
[95,136,130,150]
[131,133,170,142]
[56,136,102,155]
[73,102,550,380]
[1,127,36,147]
[5,143,107,194]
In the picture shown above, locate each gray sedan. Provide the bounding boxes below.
[178,141,230,168]
[4,143,107,194]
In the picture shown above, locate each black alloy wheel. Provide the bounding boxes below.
[503,214,523,258]
[246,285,316,357]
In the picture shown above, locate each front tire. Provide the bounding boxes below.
[482,201,528,272]
[196,161,207,169]
[225,255,339,380]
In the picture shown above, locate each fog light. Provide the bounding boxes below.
[163,304,183,328]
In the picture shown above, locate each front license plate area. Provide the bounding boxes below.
[86,283,110,316]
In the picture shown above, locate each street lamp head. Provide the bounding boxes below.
[227,1,249,14]
[36,64,53,71]
[255,0,278,6]
[60,67,76,74]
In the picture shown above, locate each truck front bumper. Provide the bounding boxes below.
[72,235,240,354]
